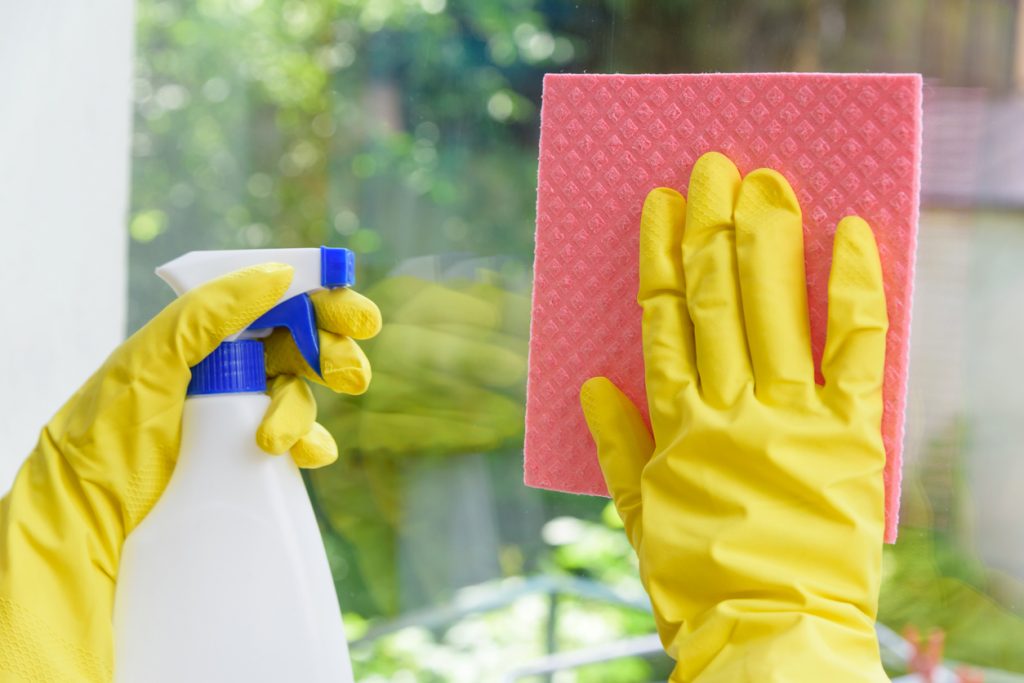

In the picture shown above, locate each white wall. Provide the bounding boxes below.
[0,2,134,493]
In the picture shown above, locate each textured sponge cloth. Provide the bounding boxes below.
[525,73,922,542]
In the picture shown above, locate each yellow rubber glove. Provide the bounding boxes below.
[580,152,890,682]
[0,263,381,682]
[263,285,382,465]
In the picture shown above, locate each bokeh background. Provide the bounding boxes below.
[127,1,1024,680]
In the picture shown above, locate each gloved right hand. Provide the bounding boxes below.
[0,263,380,682]
[580,152,891,682]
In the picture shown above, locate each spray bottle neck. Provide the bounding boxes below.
[158,246,357,396]
[187,340,267,396]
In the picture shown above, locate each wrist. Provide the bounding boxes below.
[666,606,886,683]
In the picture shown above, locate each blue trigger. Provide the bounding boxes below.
[250,294,322,377]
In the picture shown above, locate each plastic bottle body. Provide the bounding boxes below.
[113,393,353,683]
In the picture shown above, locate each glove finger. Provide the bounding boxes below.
[309,288,382,340]
[265,328,372,395]
[638,187,698,437]
[257,375,316,455]
[734,168,815,403]
[290,422,339,469]
[682,151,752,406]
[372,323,526,388]
[580,377,654,551]
[137,263,294,372]
[821,216,889,415]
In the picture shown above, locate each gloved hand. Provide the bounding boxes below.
[0,263,381,682]
[580,152,890,682]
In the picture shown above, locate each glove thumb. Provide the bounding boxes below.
[580,377,654,550]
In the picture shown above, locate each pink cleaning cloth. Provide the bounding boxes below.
[525,73,922,542]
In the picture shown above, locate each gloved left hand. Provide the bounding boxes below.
[0,263,381,682]
[580,152,890,682]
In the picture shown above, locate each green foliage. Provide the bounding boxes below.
[344,508,667,681]
[878,419,1024,673]
[129,0,581,330]
[880,527,1024,672]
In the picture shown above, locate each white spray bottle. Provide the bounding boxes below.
[113,247,356,683]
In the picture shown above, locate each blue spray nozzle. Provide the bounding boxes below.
[250,294,323,377]
[248,248,356,377]
[160,246,355,392]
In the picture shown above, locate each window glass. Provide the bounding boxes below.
[130,1,1024,679]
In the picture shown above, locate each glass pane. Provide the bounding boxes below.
[129,1,1024,679]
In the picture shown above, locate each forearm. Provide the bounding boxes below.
[668,608,887,683]
[0,439,116,682]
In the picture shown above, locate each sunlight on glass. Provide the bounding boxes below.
[602,501,624,529]
[129,209,168,243]
[317,43,356,71]
[512,22,536,45]
[201,77,230,102]
[290,140,321,171]
[343,613,369,640]
[283,0,320,37]
[405,168,433,194]
[560,604,623,644]
[552,36,575,63]
[242,222,271,246]
[412,142,437,165]
[487,91,514,121]
[350,228,383,253]
[359,0,393,32]
[487,35,517,66]
[246,173,274,198]
[333,209,360,235]
[351,153,377,178]
[523,31,555,62]
[420,0,445,14]
[312,112,336,137]
[154,84,189,110]
[414,120,439,142]
[542,516,587,546]
[229,0,263,13]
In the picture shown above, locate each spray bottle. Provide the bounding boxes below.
[113,247,356,683]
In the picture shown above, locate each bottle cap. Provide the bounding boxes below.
[187,340,267,396]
